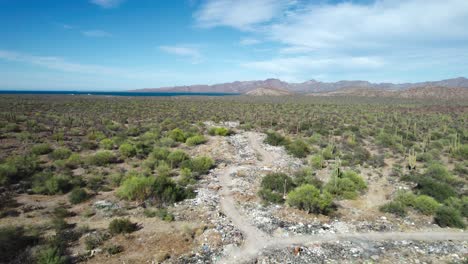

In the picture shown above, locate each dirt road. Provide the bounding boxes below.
[216,132,468,263]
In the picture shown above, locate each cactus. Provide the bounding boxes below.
[421,132,431,153]
[407,148,416,170]
[449,133,461,154]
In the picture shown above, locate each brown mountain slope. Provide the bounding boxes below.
[130,77,468,94]
[309,86,468,100]
[245,87,293,96]
[398,87,468,100]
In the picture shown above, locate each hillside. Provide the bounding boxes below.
[309,86,468,100]
[130,77,468,94]
[245,87,293,96]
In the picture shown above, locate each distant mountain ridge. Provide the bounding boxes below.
[310,86,468,100]
[131,77,468,94]
[245,87,292,96]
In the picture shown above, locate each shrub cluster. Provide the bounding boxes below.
[32,172,74,195]
[325,170,367,199]
[31,143,53,155]
[0,226,38,263]
[380,191,440,216]
[434,206,465,228]
[0,155,38,186]
[287,184,334,214]
[68,188,90,204]
[117,174,192,205]
[258,173,295,204]
[86,151,116,166]
[264,131,288,146]
[185,135,207,146]
[286,139,310,158]
[108,218,138,235]
[208,127,231,136]
[50,147,72,160]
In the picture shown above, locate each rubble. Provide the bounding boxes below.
[256,240,468,263]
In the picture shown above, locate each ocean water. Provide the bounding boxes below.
[0,90,239,97]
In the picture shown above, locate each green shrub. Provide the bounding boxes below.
[183,156,214,175]
[65,153,81,169]
[394,191,417,207]
[264,131,288,146]
[81,140,98,150]
[454,162,468,176]
[259,173,295,204]
[134,142,152,158]
[151,147,170,160]
[2,155,38,183]
[208,127,230,136]
[444,197,468,218]
[5,123,20,132]
[0,163,17,186]
[119,143,136,158]
[321,145,334,160]
[258,189,284,204]
[287,184,334,214]
[105,245,123,255]
[185,135,207,146]
[156,161,171,177]
[86,151,116,166]
[143,208,174,221]
[168,128,186,142]
[117,175,155,201]
[100,138,114,150]
[53,207,72,218]
[51,217,68,231]
[159,137,176,147]
[261,173,295,194]
[167,150,189,168]
[153,176,191,205]
[109,218,138,234]
[434,206,465,229]
[32,173,73,195]
[68,188,89,204]
[0,226,38,263]
[453,144,468,160]
[376,131,397,147]
[325,170,366,199]
[413,195,440,215]
[379,201,407,217]
[286,140,309,158]
[31,143,53,155]
[424,163,454,183]
[416,177,457,202]
[416,152,433,162]
[310,155,325,169]
[36,246,67,264]
[293,168,322,188]
[84,231,111,250]
[50,148,72,160]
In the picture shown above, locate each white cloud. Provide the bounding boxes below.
[242,56,384,75]
[268,0,468,50]
[0,50,141,77]
[193,0,468,82]
[194,0,286,30]
[81,30,112,37]
[90,0,125,8]
[239,38,261,46]
[62,24,73,30]
[159,45,202,63]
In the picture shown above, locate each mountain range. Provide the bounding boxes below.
[131,77,468,95]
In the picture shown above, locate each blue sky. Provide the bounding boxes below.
[0,0,467,90]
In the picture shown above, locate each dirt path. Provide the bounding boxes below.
[218,166,269,263]
[216,132,468,264]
